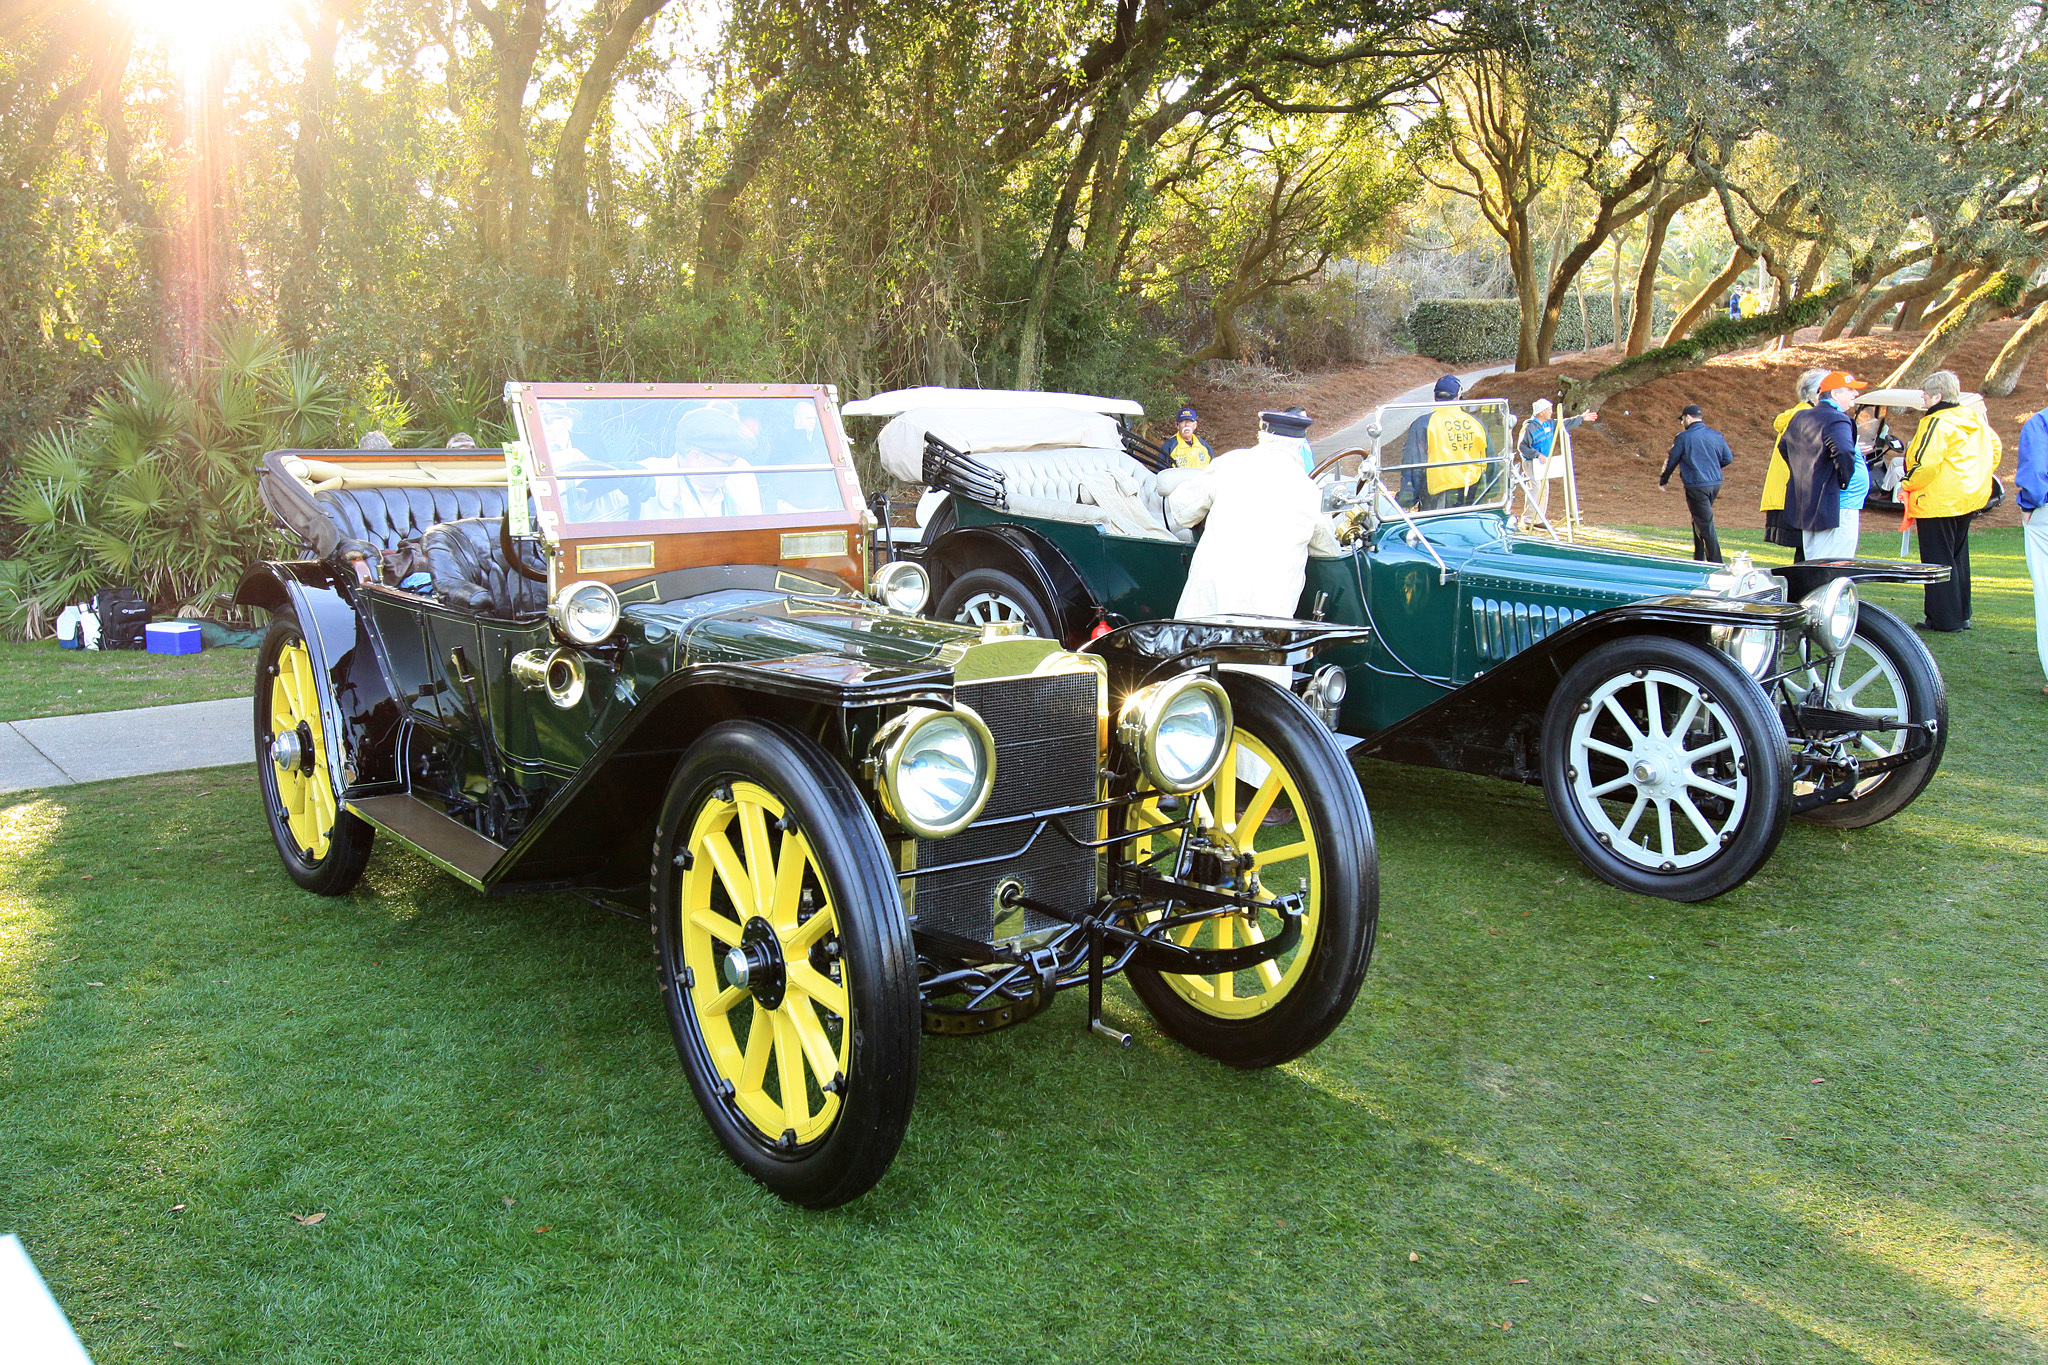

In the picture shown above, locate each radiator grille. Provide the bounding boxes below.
[1470,598,1587,663]
[913,671,1099,948]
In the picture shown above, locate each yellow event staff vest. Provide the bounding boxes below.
[1168,436,1212,469]
[1424,408,1487,494]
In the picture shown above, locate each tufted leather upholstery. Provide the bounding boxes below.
[974,449,1187,542]
[421,518,549,617]
[316,485,508,557]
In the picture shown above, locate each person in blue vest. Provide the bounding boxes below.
[1515,398,1598,528]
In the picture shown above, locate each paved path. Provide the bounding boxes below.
[0,697,251,794]
[1311,362,1514,458]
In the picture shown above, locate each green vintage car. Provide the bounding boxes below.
[872,388,1951,903]
[235,382,1379,1207]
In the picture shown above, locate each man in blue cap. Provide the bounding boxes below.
[1164,406,1215,469]
[1399,375,1491,507]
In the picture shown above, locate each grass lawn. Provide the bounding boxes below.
[0,527,2042,1362]
[0,638,255,723]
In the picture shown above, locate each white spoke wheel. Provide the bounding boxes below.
[653,720,920,1208]
[254,606,372,895]
[1541,636,1789,902]
[933,567,1057,638]
[1123,674,1377,1068]
[1784,602,1947,829]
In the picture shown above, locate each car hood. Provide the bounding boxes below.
[629,587,973,671]
[1459,534,1723,600]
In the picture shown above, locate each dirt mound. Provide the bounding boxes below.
[1173,355,1445,454]
[1464,322,2033,531]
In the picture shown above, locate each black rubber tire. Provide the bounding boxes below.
[651,720,920,1208]
[933,566,1057,637]
[1792,602,1948,829]
[254,607,373,896]
[1540,635,1790,903]
[1125,674,1378,1069]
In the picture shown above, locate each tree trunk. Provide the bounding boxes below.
[1627,179,1706,355]
[1608,229,1623,350]
[546,0,670,277]
[1015,109,1115,388]
[1882,269,2027,390]
[282,3,341,343]
[1850,257,1961,336]
[1662,247,1756,348]
[473,0,546,266]
[1913,264,1992,333]
[1983,299,2048,396]
[693,76,801,292]
[1561,282,1854,412]
[1532,156,1659,363]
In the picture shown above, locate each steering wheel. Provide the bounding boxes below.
[502,516,551,583]
[1310,447,1371,481]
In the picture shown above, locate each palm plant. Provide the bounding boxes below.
[0,335,349,638]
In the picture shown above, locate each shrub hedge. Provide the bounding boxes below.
[1408,294,1673,364]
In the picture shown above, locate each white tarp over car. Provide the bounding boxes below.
[841,386,1143,419]
[872,406,1126,484]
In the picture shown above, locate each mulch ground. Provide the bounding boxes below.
[1171,354,1446,454]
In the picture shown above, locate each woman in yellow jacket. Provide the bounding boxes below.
[1900,369,2000,631]
[1762,369,1825,556]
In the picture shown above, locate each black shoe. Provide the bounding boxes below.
[1914,620,1966,633]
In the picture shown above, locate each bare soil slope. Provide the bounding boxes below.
[1464,322,2033,531]
[1174,354,1444,453]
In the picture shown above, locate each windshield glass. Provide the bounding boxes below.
[1370,400,1515,516]
[529,395,851,528]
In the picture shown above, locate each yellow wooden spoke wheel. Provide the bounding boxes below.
[1129,729,1322,1018]
[655,720,919,1208]
[1123,675,1377,1069]
[255,606,372,895]
[678,781,851,1147]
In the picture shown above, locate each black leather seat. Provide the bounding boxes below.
[421,518,548,617]
[317,486,508,557]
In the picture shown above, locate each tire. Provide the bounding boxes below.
[932,567,1056,637]
[651,720,920,1208]
[1540,635,1790,902]
[1785,602,1947,829]
[255,606,373,895]
[1124,674,1377,1068]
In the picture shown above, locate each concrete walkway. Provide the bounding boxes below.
[1311,362,1515,458]
[0,697,252,794]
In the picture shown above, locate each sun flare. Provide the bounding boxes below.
[115,0,277,68]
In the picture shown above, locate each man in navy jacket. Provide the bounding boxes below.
[1779,372,1867,560]
[1660,403,1734,562]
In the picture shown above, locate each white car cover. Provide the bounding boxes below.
[874,406,1124,483]
[1173,432,1321,619]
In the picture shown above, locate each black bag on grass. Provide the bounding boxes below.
[91,587,152,650]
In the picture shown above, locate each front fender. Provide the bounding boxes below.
[1085,616,1372,691]
[1358,595,1806,783]
[1776,558,1950,602]
[236,561,363,806]
[923,523,1099,644]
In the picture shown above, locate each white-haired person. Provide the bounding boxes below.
[1900,369,2000,632]
[1762,368,1827,559]
[1515,398,1598,528]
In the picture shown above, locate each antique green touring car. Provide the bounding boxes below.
[878,388,1951,904]
[238,382,1377,1206]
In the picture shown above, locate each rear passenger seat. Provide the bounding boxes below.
[318,486,509,559]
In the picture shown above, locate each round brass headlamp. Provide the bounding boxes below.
[869,704,996,839]
[1117,674,1233,794]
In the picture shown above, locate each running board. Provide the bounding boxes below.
[347,794,505,889]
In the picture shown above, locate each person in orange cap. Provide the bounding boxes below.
[1777,370,1868,560]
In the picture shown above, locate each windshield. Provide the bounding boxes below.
[523,394,855,530]
[1370,400,1516,516]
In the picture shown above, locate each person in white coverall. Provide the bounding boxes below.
[1174,408,1321,620]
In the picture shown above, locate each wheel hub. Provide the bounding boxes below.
[723,917,787,1009]
[271,724,314,775]
[1625,735,1686,795]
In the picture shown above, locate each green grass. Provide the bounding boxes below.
[1,529,2043,1362]
[0,638,254,723]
